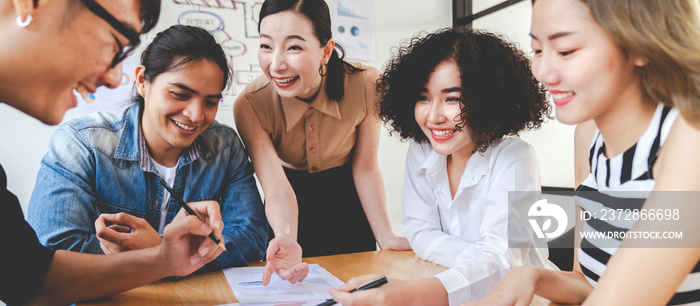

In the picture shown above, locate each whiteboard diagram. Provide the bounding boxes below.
[82,0,266,114]
[332,0,375,62]
[156,0,266,109]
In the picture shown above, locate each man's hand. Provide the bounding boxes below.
[95,213,162,254]
[159,200,225,276]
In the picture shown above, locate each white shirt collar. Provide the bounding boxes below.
[416,140,494,191]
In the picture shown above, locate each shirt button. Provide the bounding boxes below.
[308,125,315,132]
[310,147,317,154]
[307,106,313,110]
[311,167,318,172]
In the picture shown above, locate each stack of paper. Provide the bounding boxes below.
[220,264,344,306]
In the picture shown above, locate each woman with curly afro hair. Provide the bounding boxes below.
[329,28,557,305]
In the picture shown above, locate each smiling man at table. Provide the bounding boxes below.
[0,0,229,305]
[27,24,269,271]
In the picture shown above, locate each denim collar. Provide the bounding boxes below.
[113,104,202,172]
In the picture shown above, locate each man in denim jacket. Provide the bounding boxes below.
[28,100,269,269]
[29,24,269,270]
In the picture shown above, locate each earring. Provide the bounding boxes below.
[16,14,33,27]
[637,56,649,66]
[319,63,328,77]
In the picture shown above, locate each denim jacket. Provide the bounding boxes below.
[27,103,268,269]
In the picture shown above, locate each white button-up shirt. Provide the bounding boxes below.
[402,137,556,305]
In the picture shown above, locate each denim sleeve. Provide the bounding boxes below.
[27,124,103,254]
[208,134,268,269]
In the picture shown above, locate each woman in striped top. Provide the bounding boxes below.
[464,0,700,305]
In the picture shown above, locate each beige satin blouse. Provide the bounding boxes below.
[243,62,367,173]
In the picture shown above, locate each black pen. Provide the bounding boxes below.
[157,177,226,251]
[316,275,388,306]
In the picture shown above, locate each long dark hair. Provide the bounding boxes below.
[132,25,231,112]
[258,0,362,101]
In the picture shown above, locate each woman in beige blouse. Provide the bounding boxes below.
[233,0,410,286]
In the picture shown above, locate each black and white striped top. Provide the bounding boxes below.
[576,104,700,305]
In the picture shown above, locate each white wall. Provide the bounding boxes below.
[0,0,574,240]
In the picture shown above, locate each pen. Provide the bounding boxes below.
[316,275,388,306]
[157,177,226,251]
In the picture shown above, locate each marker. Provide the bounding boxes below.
[157,177,226,251]
[316,275,388,306]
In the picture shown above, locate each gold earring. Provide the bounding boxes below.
[637,56,649,66]
[319,63,328,77]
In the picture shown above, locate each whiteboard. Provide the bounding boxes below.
[78,0,267,116]
[154,0,266,110]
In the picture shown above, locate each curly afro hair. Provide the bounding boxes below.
[377,28,551,152]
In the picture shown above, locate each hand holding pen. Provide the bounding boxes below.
[319,275,388,306]
[158,177,226,251]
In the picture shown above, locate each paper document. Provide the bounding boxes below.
[222,264,344,303]
[217,301,330,306]
[218,300,330,306]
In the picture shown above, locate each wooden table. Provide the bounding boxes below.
[79,250,448,305]
[78,250,561,306]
